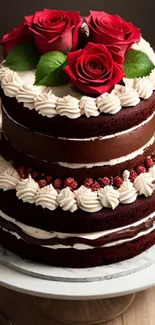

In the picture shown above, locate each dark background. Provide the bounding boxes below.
[0,0,154,43]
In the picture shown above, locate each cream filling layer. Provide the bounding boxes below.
[57,135,155,168]
[0,210,155,249]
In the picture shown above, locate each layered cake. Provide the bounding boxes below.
[0,9,155,267]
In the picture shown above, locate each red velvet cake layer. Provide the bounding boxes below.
[0,189,155,233]
[2,106,155,164]
[1,134,155,184]
[1,89,155,138]
[0,227,155,268]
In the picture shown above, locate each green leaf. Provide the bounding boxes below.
[5,43,40,71]
[123,49,155,79]
[35,51,69,87]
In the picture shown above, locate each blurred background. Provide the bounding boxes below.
[0,0,154,43]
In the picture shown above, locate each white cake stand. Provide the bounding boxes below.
[1,248,155,324]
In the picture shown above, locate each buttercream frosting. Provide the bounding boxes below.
[75,186,102,212]
[0,156,11,174]
[119,179,138,204]
[134,173,155,197]
[80,96,99,117]
[1,69,23,97]
[16,84,45,109]
[35,184,58,210]
[56,95,81,119]
[149,165,155,178]
[16,175,39,204]
[0,167,20,190]
[96,92,122,114]
[74,185,88,199]
[147,68,155,90]
[122,170,130,180]
[0,63,10,82]
[132,37,155,65]
[34,90,58,117]
[113,84,140,106]
[57,187,78,212]
[133,78,153,99]
[98,186,119,210]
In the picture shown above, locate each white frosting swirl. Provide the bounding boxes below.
[75,186,102,213]
[16,84,45,109]
[1,69,23,97]
[132,37,155,65]
[118,180,138,204]
[96,92,122,114]
[134,173,155,197]
[98,186,119,210]
[16,175,39,204]
[74,185,88,199]
[34,90,58,117]
[0,167,20,191]
[35,184,58,210]
[0,156,11,174]
[113,85,140,106]
[0,63,10,82]
[56,95,81,119]
[122,170,130,180]
[133,78,153,99]
[147,68,155,90]
[80,96,99,117]
[57,187,78,212]
[149,165,155,178]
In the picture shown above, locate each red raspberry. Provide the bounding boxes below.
[46,175,52,184]
[19,172,25,179]
[98,177,110,187]
[145,158,154,168]
[54,178,62,189]
[84,178,94,188]
[25,167,32,178]
[136,165,146,175]
[32,171,40,180]
[17,166,24,174]
[114,176,123,188]
[17,166,25,179]
[129,170,137,182]
[64,178,78,191]
[70,181,78,191]
[91,181,101,192]
[38,179,47,188]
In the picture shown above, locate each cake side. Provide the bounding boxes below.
[0,9,155,268]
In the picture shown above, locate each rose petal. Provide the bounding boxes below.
[25,10,82,53]
[65,42,124,95]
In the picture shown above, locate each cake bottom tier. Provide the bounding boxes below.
[1,227,155,268]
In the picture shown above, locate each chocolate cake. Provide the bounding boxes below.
[0,9,155,267]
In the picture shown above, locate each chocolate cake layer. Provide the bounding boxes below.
[0,214,155,248]
[1,134,155,184]
[1,89,155,138]
[0,227,155,267]
[0,189,154,233]
[2,105,155,164]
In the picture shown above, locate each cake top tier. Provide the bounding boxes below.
[0,9,155,120]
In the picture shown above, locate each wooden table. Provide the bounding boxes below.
[0,285,155,325]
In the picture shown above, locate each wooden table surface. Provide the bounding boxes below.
[0,285,155,325]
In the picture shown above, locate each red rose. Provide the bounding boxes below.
[25,9,82,54]
[1,23,32,56]
[64,42,124,96]
[85,11,141,64]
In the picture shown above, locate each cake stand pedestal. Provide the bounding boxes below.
[1,251,155,324]
[33,294,135,324]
